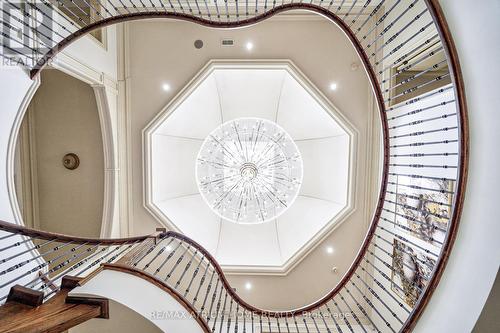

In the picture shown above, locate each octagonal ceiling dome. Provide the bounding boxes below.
[144,61,357,274]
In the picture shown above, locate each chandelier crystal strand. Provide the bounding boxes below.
[196,118,303,224]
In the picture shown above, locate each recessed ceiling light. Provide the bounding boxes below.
[162,83,171,92]
[166,245,172,251]
[329,82,338,91]
[245,41,254,51]
[245,282,252,290]
[326,246,334,254]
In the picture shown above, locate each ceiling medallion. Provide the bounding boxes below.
[196,117,303,224]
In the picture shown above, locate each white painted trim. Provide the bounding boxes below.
[14,103,41,230]
[7,52,120,238]
[5,75,48,272]
[93,86,118,238]
[6,76,40,228]
[51,53,102,86]
[114,22,135,237]
[141,60,370,275]
[50,52,118,94]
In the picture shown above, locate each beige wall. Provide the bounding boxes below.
[15,69,104,237]
[473,270,500,332]
[123,14,381,310]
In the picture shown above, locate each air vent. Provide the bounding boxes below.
[221,39,234,47]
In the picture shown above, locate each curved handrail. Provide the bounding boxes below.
[0,1,469,332]
[101,263,212,333]
[0,219,151,244]
[162,230,338,315]
[400,2,468,330]
[25,1,391,317]
[159,230,375,316]
[0,220,158,305]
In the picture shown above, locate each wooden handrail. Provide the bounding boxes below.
[26,2,391,317]
[0,220,150,245]
[101,263,211,333]
[0,2,469,332]
[160,230,372,316]
[400,1,469,331]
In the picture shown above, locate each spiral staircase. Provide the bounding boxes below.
[0,0,498,332]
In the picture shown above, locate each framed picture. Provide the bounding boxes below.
[390,239,436,307]
[394,175,454,245]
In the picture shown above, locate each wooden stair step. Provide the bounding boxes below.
[0,276,108,333]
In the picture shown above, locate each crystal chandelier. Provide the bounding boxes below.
[196,118,303,224]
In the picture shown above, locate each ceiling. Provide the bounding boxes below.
[144,61,357,273]
[119,14,381,309]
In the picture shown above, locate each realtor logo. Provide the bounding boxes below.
[1,1,55,67]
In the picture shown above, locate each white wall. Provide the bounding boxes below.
[70,269,204,333]
[0,68,37,222]
[60,25,118,80]
[70,299,162,333]
[0,68,44,299]
[414,1,500,332]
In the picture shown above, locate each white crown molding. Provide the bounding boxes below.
[142,59,369,275]
[93,86,118,238]
[116,22,135,237]
[50,51,118,93]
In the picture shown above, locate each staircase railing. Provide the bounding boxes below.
[0,1,468,332]
[112,230,414,332]
[0,220,151,302]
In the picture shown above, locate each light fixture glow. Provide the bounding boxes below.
[326,246,334,254]
[329,82,338,91]
[162,83,171,91]
[166,245,172,251]
[245,41,254,51]
[196,118,303,224]
[245,282,252,290]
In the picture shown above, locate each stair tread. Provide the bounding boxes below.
[0,289,103,333]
